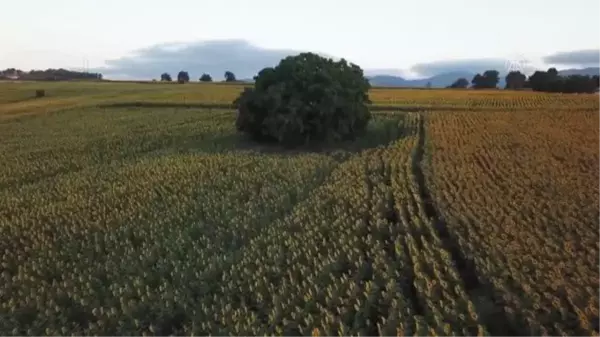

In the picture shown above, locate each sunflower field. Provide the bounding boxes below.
[0,82,598,335]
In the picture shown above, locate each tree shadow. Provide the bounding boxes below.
[186,115,410,159]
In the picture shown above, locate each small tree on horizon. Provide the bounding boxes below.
[448,78,469,88]
[199,73,213,82]
[160,73,172,82]
[177,71,190,84]
[224,71,236,82]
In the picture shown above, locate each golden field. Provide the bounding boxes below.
[1,81,597,119]
[0,81,598,335]
[424,109,599,335]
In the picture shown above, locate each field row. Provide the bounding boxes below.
[424,110,599,336]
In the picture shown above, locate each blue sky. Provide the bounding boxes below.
[2,0,599,79]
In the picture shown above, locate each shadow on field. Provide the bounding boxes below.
[195,115,410,160]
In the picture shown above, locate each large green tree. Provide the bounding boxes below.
[234,52,372,147]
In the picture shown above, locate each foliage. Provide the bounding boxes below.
[177,71,190,84]
[471,70,499,89]
[447,78,469,89]
[199,73,213,82]
[528,68,598,93]
[224,71,236,82]
[160,73,172,82]
[528,71,553,92]
[504,71,527,90]
[0,68,102,81]
[234,52,372,147]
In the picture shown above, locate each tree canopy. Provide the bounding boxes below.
[528,68,598,93]
[0,68,102,81]
[177,71,190,83]
[447,78,469,89]
[199,73,213,82]
[224,71,236,82]
[234,52,372,147]
[160,73,172,82]
[471,70,499,89]
[505,71,527,90]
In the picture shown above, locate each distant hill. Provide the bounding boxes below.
[557,67,599,77]
[368,67,599,88]
[368,71,475,88]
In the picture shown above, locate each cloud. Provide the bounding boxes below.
[411,58,505,77]
[94,39,333,80]
[543,49,600,66]
[94,40,597,81]
[410,57,538,77]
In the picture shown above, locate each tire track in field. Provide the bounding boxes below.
[376,158,425,320]
[411,114,523,336]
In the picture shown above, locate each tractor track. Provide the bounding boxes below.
[411,114,523,336]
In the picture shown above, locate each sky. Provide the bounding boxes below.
[1,0,599,79]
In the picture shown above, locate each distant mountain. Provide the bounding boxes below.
[366,75,409,87]
[368,71,475,88]
[557,67,599,77]
[368,67,599,88]
[427,71,477,87]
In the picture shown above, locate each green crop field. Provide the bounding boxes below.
[0,81,598,336]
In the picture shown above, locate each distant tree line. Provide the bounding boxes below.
[0,68,102,81]
[158,70,237,83]
[527,68,599,93]
[448,67,599,93]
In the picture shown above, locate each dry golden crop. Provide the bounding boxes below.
[369,88,600,110]
[423,109,599,336]
[4,81,597,121]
